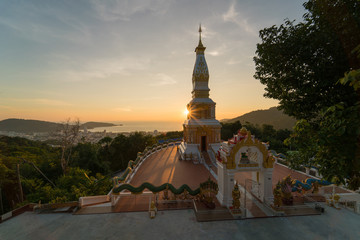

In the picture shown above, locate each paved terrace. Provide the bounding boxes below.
[1,206,360,240]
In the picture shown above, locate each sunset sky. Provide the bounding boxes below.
[0,0,305,123]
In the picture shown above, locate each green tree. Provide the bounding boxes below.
[220,121,242,140]
[107,132,156,171]
[97,136,113,173]
[0,135,114,209]
[24,167,112,204]
[71,142,110,176]
[255,0,360,188]
[261,124,276,141]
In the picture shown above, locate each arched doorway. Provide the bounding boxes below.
[201,136,207,151]
[216,130,275,207]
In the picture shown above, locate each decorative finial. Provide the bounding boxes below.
[199,24,202,41]
[195,23,205,51]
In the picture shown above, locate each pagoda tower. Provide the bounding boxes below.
[179,25,221,162]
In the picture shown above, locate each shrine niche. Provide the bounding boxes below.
[199,177,218,209]
[216,128,275,207]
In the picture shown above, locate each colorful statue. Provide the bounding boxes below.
[232,184,241,210]
[240,152,250,164]
[279,176,294,205]
[327,194,340,207]
[163,184,169,200]
[199,177,219,209]
[182,189,190,200]
[312,181,319,194]
[273,183,282,208]
[149,201,157,219]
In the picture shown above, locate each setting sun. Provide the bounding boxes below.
[184,109,189,116]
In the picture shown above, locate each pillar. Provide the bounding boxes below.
[262,168,274,205]
[217,161,235,207]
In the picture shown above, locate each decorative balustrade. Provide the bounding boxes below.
[79,195,110,207]
[112,140,182,187]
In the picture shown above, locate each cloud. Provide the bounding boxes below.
[48,56,151,82]
[150,73,176,86]
[32,98,72,106]
[0,105,13,110]
[207,42,228,56]
[222,2,256,36]
[207,51,220,56]
[0,3,91,44]
[226,58,242,65]
[3,98,72,107]
[91,0,172,22]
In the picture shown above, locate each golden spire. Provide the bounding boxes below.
[199,24,202,42]
[192,24,209,98]
[195,24,205,51]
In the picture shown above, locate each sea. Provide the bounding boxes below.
[89,121,183,133]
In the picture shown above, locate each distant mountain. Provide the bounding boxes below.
[0,119,117,133]
[222,107,296,130]
[0,119,62,133]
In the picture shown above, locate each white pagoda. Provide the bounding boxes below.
[179,25,221,163]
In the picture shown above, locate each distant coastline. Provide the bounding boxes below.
[0,119,118,133]
[81,121,118,130]
[90,121,182,133]
[0,118,183,134]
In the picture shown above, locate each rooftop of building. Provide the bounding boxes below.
[1,205,360,240]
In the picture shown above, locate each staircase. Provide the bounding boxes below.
[202,151,217,177]
[202,151,212,167]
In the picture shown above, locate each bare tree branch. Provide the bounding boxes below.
[60,118,80,174]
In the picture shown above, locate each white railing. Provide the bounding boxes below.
[79,195,110,207]
[112,140,182,187]
[203,161,218,180]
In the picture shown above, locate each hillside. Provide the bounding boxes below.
[222,107,296,130]
[0,119,116,133]
[0,119,62,133]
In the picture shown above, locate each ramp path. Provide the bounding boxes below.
[130,146,215,189]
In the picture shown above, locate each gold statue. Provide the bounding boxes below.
[183,189,189,200]
[312,181,319,194]
[163,184,169,200]
[149,201,157,219]
[232,184,241,210]
[273,183,282,208]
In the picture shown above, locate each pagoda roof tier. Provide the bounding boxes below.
[188,98,215,104]
[183,119,221,126]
